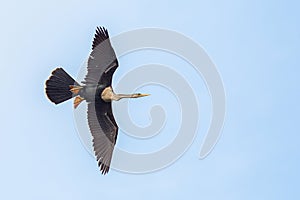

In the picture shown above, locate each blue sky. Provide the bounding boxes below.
[0,0,299,199]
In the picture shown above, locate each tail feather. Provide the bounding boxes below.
[45,68,80,104]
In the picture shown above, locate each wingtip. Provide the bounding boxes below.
[100,164,110,175]
[95,26,108,35]
[92,26,110,50]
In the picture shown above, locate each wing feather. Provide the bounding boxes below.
[87,100,118,174]
[83,27,119,85]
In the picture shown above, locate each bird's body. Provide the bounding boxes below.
[45,27,149,174]
[77,84,105,102]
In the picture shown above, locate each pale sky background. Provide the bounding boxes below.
[0,0,300,199]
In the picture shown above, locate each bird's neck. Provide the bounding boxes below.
[101,87,133,102]
[114,94,134,101]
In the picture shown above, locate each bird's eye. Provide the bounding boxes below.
[137,93,141,95]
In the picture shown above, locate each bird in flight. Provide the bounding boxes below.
[45,27,149,174]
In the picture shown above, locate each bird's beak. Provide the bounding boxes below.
[131,93,150,98]
[138,93,150,97]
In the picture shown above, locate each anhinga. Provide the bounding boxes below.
[45,27,149,174]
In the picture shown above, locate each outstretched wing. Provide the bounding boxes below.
[83,27,119,85]
[87,99,118,174]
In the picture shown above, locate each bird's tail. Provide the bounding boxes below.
[45,68,80,104]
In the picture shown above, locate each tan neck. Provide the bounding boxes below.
[113,94,134,101]
[101,86,149,102]
[101,87,134,102]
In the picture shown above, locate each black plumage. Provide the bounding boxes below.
[45,27,120,174]
[83,27,119,85]
[83,27,119,174]
[45,68,80,104]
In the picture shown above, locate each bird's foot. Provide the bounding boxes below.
[69,85,83,95]
[74,96,85,109]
